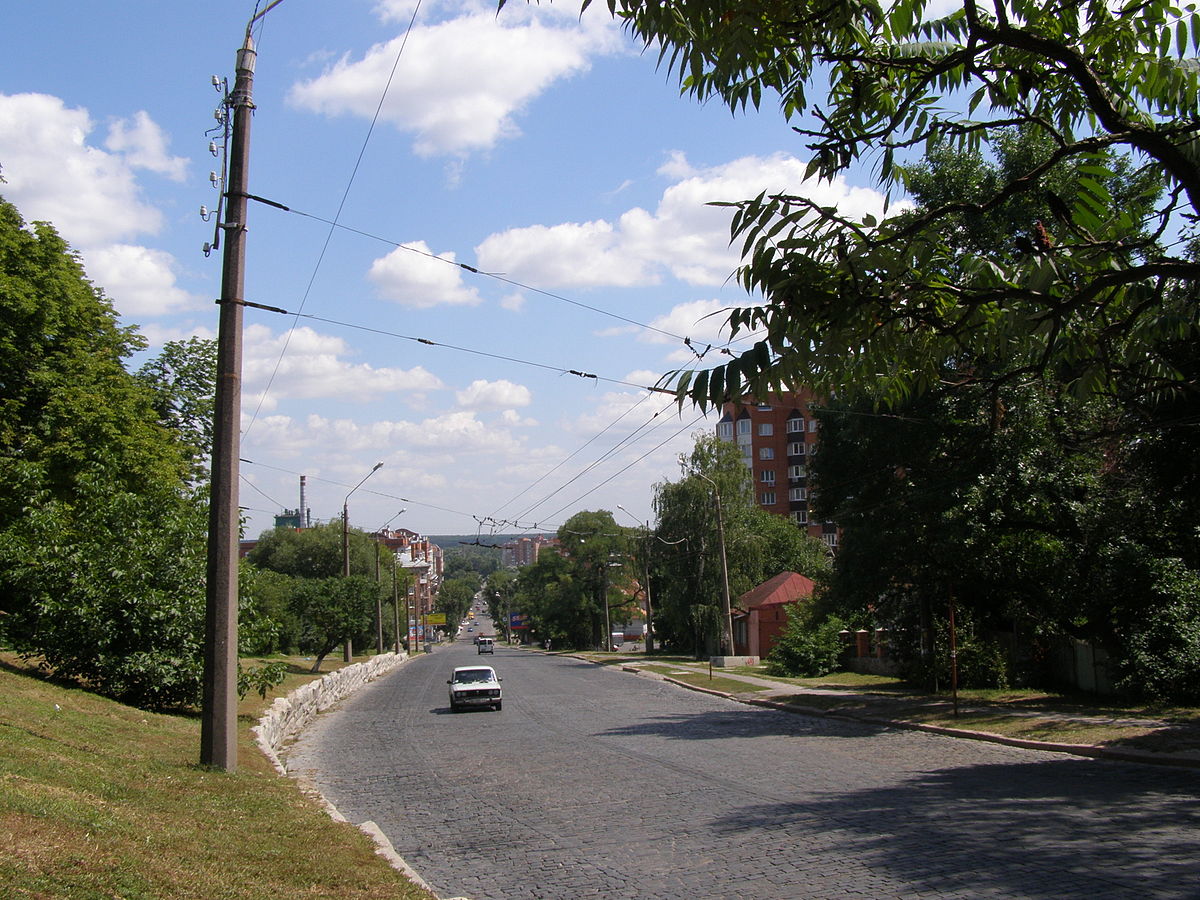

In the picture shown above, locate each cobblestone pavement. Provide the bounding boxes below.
[284,643,1200,900]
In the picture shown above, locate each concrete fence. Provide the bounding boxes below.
[254,652,408,775]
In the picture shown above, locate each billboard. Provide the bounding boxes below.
[509,612,529,630]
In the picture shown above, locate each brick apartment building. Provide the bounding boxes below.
[501,535,557,568]
[716,389,838,551]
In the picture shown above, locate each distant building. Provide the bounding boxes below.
[501,535,557,568]
[716,389,838,551]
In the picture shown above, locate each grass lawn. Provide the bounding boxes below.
[0,652,435,900]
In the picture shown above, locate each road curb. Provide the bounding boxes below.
[625,665,1200,770]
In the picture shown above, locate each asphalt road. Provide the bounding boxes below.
[284,635,1200,900]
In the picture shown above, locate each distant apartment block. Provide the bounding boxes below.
[501,535,557,568]
[716,389,839,551]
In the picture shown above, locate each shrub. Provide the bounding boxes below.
[1114,558,1200,703]
[766,605,846,677]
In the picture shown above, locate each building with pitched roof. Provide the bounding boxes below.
[732,571,816,659]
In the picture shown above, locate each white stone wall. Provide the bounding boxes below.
[254,652,407,775]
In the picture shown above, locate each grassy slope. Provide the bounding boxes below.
[0,656,435,900]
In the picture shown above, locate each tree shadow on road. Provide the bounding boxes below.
[709,757,1200,899]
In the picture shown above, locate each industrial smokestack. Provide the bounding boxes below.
[299,475,308,528]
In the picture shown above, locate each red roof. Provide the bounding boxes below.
[736,571,815,611]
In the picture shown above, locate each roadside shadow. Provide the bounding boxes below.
[708,757,1200,898]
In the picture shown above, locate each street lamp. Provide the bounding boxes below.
[342,461,383,661]
[375,508,405,654]
[695,472,734,660]
[616,505,656,654]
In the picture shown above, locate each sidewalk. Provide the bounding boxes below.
[613,657,1200,769]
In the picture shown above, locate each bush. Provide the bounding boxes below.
[766,605,846,677]
[1115,558,1200,703]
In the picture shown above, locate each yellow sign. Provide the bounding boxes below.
[425,613,446,625]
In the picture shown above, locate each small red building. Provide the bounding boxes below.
[732,571,815,659]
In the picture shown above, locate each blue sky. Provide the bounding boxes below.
[2,0,897,540]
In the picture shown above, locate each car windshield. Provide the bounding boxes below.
[454,669,494,684]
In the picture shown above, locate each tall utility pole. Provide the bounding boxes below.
[201,31,256,772]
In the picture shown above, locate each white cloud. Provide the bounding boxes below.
[499,291,526,312]
[500,408,538,427]
[289,3,623,157]
[0,93,164,246]
[104,111,187,181]
[368,241,484,308]
[475,220,655,288]
[84,244,199,318]
[0,93,197,324]
[456,379,533,410]
[475,152,898,289]
[242,323,445,409]
[642,299,737,347]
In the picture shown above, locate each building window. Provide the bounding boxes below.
[788,464,806,480]
[808,442,819,456]
[787,441,805,456]
[757,403,773,411]
[759,447,774,460]
[717,421,733,439]
[758,423,774,436]
[787,417,805,433]
[792,510,808,525]
[761,491,776,505]
[823,532,839,549]
[760,470,776,485]
[789,487,807,501]
[809,419,819,433]
[737,419,751,435]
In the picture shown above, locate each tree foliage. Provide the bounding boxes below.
[246,523,396,669]
[651,433,832,654]
[0,195,205,708]
[806,128,1200,698]
[564,0,1200,409]
[135,337,217,484]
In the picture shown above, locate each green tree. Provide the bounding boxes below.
[135,337,217,483]
[246,522,391,666]
[567,1,1200,410]
[651,433,751,655]
[438,577,477,628]
[485,568,519,639]
[556,510,634,648]
[0,195,205,708]
[514,550,592,649]
[290,576,377,672]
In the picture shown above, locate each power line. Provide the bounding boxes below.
[243,0,425,438]
[234,298,678,395]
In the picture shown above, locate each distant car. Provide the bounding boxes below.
[467,626,474,632]
[477,637,494,654]
[447,665,502,711]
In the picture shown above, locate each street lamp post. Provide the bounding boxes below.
[375,508,405,654]
[617,505,656,654]
[696,472,734,659]
[342,462,383,661]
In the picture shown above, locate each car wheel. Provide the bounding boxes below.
[494,701,502,711]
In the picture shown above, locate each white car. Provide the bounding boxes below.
[447,665,503,711]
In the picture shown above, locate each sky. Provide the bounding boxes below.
[2,0,898,542]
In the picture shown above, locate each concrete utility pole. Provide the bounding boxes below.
[201,31,256,772]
